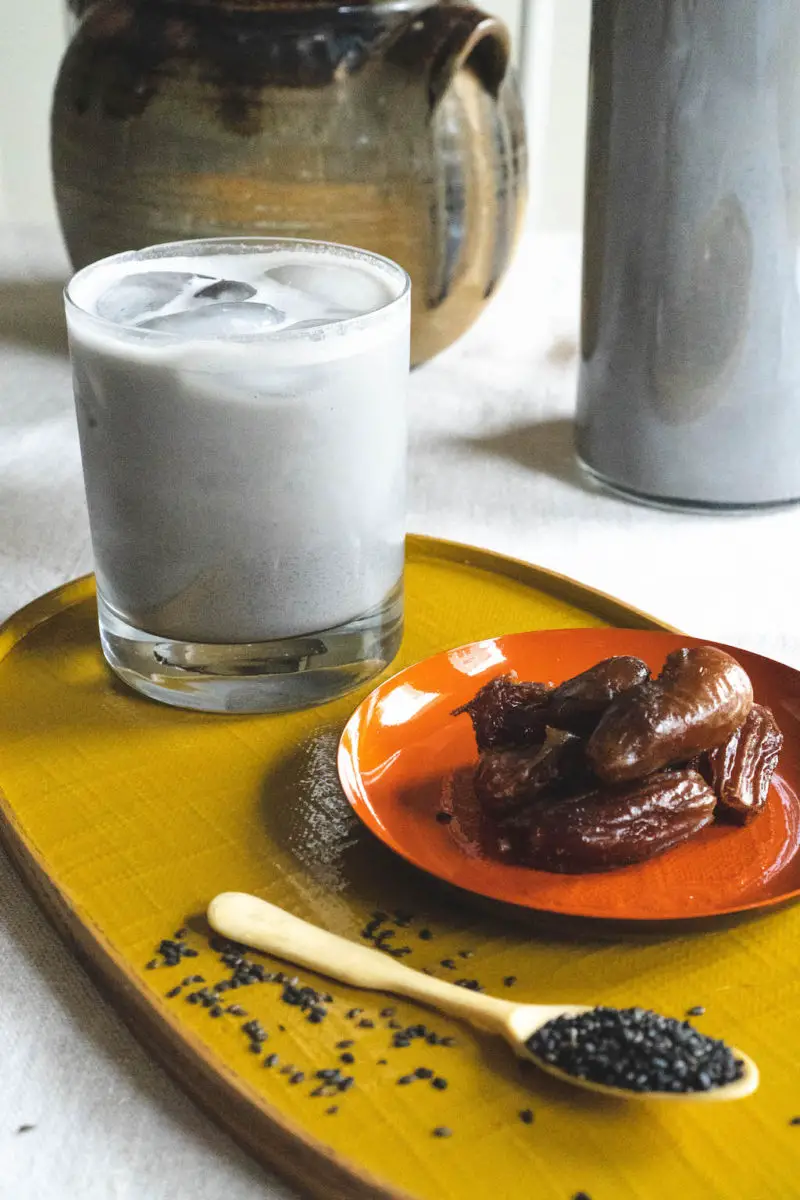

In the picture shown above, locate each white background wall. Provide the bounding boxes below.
[0,0,591,233]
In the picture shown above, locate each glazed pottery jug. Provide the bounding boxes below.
[52,0,527,364]
[578,0,800,508]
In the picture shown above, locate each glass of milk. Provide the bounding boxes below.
[64,238,410,713]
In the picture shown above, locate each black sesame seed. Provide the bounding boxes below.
[346,1008,362,1020]
[572,1193,592,1200]
[183,948,199,958]
[790,1116,800,1126]
[377,1059,388,1065]
[174,928,189,939]
[340,1053,355,1065]
[419,929,433,940]
[432,1126,452,1138]
[459,950,474,959]
[503,976,517,987]
[358,1019,374,1029]
[432,1077,448,1090]
[290,1071,305,1084]
[264,1054,279,1068]
[519,1108,534,1125]
[16,1125,35,1135]
[338,1076,355,1092]
[440,1037,456,1048]
[381,1008,396,1018]
[398,1075,415,1085]
[415,1067,434,1079]
[316,1068,339,1080]
[210,1005,223,1017]
[435,812,452,824]
[440,959,456,969]
[166,986,182,998]
[326,1106,339,1115]
[278,1025,285,1032]
[146,960,158,970]
[227,1005,247,1016]
[686,1006,706,1017]
[426,1033,441,1046]
[336,1040,354,1049]
[526,1006,744,1094]
[394,1037,411,1048]
[249,1042,262,1053]
[454,979,483,992]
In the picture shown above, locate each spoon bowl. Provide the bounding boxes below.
[207,891,759,1103]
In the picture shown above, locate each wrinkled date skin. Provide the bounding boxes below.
[587,647,754,784]
[474,735,591,818]
[453,674,552,752]
[702,703,783,825]
[547,656,651,736]
[491,768,717,873]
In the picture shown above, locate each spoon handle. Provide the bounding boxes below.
[208,891,516,1032]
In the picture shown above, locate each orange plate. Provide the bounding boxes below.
[339,629,800,922]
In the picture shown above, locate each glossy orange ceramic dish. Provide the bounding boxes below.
[339,629,800,922]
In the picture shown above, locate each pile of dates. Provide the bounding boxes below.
[453,647,783,873]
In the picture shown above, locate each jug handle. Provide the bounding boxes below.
[385,4,511,111]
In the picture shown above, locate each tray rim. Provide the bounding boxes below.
[0,535,676,1200]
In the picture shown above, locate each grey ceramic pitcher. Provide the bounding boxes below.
[577,0,800,509]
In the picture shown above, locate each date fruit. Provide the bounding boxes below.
[453,674,551,752]
[587,646,754,784]
[475,735,591,818]
[491,768,716,873]
[547,656,651,735]
[703,703,783,824]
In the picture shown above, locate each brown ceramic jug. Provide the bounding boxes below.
[52,0,527,364]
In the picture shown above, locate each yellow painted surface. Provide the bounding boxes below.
[0,539,797,1199]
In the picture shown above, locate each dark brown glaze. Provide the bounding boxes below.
[452,674,551,752]
[474,735,590,818]
[703,703,783,825]
[490,768,716,874]
[587,646,754,784]
[547,655,650,736]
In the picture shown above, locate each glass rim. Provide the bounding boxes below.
[64,235,411,343]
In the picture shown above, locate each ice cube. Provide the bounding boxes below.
[194,279,257,302]
[140,301,287,338]
[263,262,391,317]
[95,271,212,324]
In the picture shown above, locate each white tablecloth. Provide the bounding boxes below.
[3,223,800,1199]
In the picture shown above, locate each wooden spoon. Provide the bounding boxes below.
[207,891,759,1102]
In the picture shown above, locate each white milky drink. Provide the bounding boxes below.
[65,238,410,712]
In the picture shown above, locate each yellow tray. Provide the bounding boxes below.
[1,536,796,1200]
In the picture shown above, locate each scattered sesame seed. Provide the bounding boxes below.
[326,1106,339,1115]
[686,1006,706,1017]
[503,976,517,988]
[290,1072,305,1085]
[398,1075,415,1085]
[419,929,433,940]
[340,1053,355,1065]
[440,959,456,970]
[16,1125,34,1135]
[358,1019,374,1029]
[790,1116,800,1126]
[459,950,474,959]
[264,1054,279,1068]
[415,1067,434,1079]
[432,1077,448,1090]
[336,1040,354,1049]
[346,1009,362,1020]
[166,986,182,999]
[432,1126,452,1138]
[519,1108,534,1125]
[380,1007,396,1018]
[210,1005,223,1017]
[146,960,158,970]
